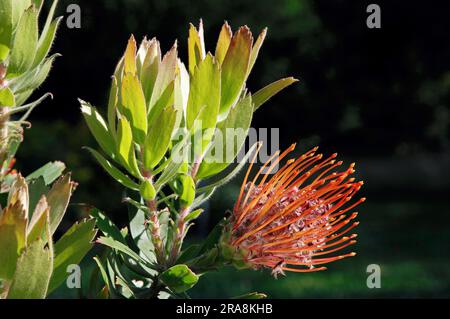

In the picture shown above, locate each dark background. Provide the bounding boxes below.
[15,0,450,298]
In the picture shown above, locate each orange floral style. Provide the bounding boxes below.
[228,144,365,277]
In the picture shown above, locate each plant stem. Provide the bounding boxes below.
[169,205,191,264]
[146,198,166,265]
[168,159,201,264]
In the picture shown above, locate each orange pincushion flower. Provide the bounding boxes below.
[228,144,365,277]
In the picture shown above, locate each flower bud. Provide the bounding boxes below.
[179,175,195,207]
[140,180,156,201]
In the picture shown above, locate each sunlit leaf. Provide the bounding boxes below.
[26,161,65,185]
[9,54,59,98]
[140,38,161,105]
[46,174,74,235]
[8,5,38,75]
[144,105,177,169]
[160,264,199,293]
[27,197,49,243]
[85,147,140,191]
[80,99,116,159]
[32,16,61,67]
[187,21,206,75]
[215,22,232,65]
[0,202,27,280]
[0,87,15,106]
[7,239,53,299]
[197,95,254,179]
[149,42,177,112]
[48,218,97,294]
[0,0,13,61]
[247,28,267,77]
[253,77,298,111]
[123,35,137,75]
[197,142,260,194]
[117,116,141,178]
[220,26,252,116]
[186,54,221,151]
[232,292,268,299]
[179,174,196,207]
[121,73,148,144]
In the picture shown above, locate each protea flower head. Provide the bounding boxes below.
[222,144,365,278]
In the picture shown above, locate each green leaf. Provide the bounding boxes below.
[93,257,114,298]
[179,174,196,207]
[123,35,137,75]
[198,218,225,256]
[32,16,61,67]
[149,43,177,112]
[144,105,177,169]
[176,244,201,264]
[117,116,141,178]
[9,53,59,95]
[197,95,254,179]
[215,22,232,65]
[107,76,118,135]
[158,208,171,248]
[127,197,157,264]
[191,187,215,210]
[160,264,199,293]
[11,0,31,29]
[0,202,27,280]
[121,73,148,144]
[232,292,268,299]
[187,22,205,75]
[38,0,58,49]
[197,142,260,194]
[27,178,48,218]
[47,219,97,294]
[186,53,221,150]
[140,180,156,201]
[27,196,49,243]
[8,5,38,75]
[185,208,203,222]
[80,99,116,159]
[97,236,148,265]
[46,174,74,235]
[7,174,29,209]
[154,131,190,190]
[140,38,160,106]
[247,28,267,77]
[89,208,125,243]
[7,239,52,299]
[147,80,174,127]
[26,161,65,185]
[7,92,51,122]
[173,60,189,129]
[253,77,299,111]
[85,147,140,191]
[0,87,15,106]
[0,0,13,61]
[32,0,44,12]
[220,26,252,116]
